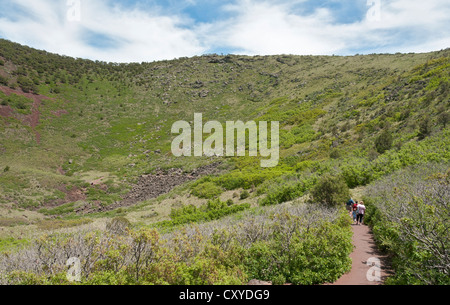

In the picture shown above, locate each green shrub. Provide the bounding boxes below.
[86,187,120,205]
[329,148,341,159]
[191,181,223,199]
[364,164,450,285]
[39,202,76,216]
[310,174,350,207]
[159,199,251,228]
[213,167,291,190]
[244,211,352,285]
[375,129,393,154]
[259,175,317,206]
[106,216,132,235]
[0,237,29,253]
[16,76,37,93]
[240,190,250,200]
[0,75,8,86]
[418,116,431,140]
[341,130,450,188]
[0,203,352,286]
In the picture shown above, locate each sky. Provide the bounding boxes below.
[0,0,449,63]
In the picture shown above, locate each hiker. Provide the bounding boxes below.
[346,198,355,215]
[352,201,359,223]
[356,201,366,225]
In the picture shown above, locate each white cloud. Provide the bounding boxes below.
[200,0,450,56]
[0,0,448,62]
[200,1,344,55]
[0,0,207,62]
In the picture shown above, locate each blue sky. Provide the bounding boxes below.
[0,0,449,62]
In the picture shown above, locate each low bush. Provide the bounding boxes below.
[341,130,450,188]
[212,166,292,190]
[374,129,393,154]
[106,217,131,235]
[39,202,76,216]
[0,75,8,86]
[310,174,349,207]
[158,199,251,228]
[243,209,353,285]
[240,190,250,200]
[259,175,317,206]
[191,181,223,199]
[0,203,352,286]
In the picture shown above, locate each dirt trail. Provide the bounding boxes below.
[0,85,54,144]
[329,223,392,285]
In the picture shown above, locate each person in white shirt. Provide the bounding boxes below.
[356,201,366,225]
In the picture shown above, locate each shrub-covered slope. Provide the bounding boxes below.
[0,40,448,285]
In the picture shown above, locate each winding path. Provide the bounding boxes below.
[329,223,392,285]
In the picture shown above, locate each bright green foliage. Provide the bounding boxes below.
[0,91,33,114]
[259,176,317,206]
[191,181,223,199]
[341,130,450,188]
[244,210,352,285]
[0,237,29,253]
[212,166,293,190]
[158,199,251,228]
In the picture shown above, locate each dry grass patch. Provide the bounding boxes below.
[36,218,93,231]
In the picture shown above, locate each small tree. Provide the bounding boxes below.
[0,75,8,86]
[310,174,350,207]
[129,228,160,283]
[374,129,393,154]
[418,116,431,140]
[106,217,131,235]
[240,190,250,200]
[437,112,449,129]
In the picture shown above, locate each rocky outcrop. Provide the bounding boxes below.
[121,162,223,205]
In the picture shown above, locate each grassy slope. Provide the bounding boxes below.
[0,39,449,240]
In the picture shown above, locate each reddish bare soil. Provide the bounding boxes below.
[0,85,55,144]
[0,104,13,118]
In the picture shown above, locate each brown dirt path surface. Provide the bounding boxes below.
[329,223,392,285]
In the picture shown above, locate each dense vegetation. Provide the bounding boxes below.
[0,39,448,285]
[0,203,352,285]
[364,163,449,285]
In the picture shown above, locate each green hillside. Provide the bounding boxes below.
[0,39,448,285]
